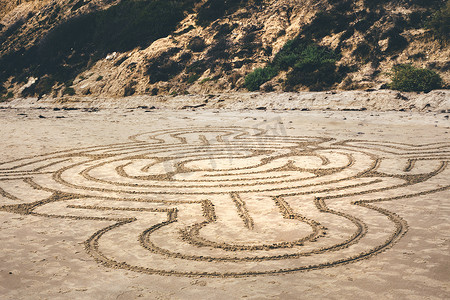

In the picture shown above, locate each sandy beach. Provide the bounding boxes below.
[0,99,449,299]
[1,0,449,296]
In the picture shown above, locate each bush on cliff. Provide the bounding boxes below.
[245,38,341,91]
[389,64,443,92]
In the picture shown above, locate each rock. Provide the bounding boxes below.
[105,52,117,60]
[182,103,206,109]
[395,93,408,101]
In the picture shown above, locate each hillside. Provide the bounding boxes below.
[0,0,448,99]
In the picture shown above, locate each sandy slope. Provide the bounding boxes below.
[0,106,449,299]
[4,90,450,112]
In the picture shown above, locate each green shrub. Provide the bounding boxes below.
[244,37,343,91]
[36,76,56,95]
[389,64,443,92]
[427,1,449,44]
[275,41,341,90]
[20,76,55,97]
[297,44,338,66]
[200,77,212,84]
[244,66,277,91]
[63,87,76,96]
[283,44,340,91]
[0,91,13,102]
[96,75,103,81]
[286,61,338,91]
[274,39,338,67]
[187,73,201,83]
[273,39,309,71]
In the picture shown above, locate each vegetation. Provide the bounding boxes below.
[63,87,76,96]
[0,89,13,102]
[186,73,201,84]
[244,66,277,91]
[245,37,343,91]
[389,64,443,92]
[21,76,55,97]
[1,0,447,95]
[427,0,449,44]
[0,0,198,95]
[200,77,212,84]
[283,44,342,91]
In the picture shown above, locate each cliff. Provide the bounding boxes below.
[0,0,448,99]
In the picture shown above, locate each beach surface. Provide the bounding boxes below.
[0,101,449,299]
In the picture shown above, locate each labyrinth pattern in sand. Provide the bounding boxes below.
[0,127,449,277]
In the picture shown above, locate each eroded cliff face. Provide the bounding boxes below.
[0,0,448,99]
[0,0,49,20]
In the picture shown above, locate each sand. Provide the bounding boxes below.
[4,90,450,112]
[0,101,449,299]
